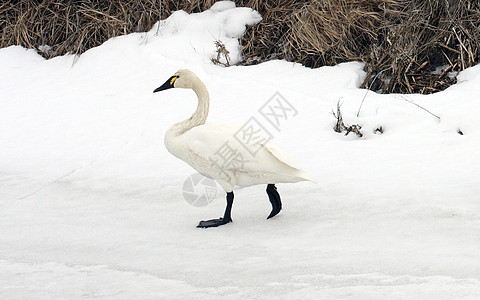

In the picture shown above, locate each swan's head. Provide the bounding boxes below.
[153,69,199,93]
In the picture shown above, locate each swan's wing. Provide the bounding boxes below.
[180,123,314,181]
[260,140,302,170]
[180,123,242,160]
[179,123,262,169]
[263,143,317,183]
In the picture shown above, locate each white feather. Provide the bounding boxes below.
[159,69,316,192]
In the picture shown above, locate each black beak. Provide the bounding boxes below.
[153,76,176,93]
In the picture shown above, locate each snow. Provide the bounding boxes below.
[149,1,261,65]
[1,1,479,298]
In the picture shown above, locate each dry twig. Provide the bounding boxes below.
[211,40,231,67]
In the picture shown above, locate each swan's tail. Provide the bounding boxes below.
[296,169,318,184]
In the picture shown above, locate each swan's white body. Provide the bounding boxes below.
[160,69,315,192]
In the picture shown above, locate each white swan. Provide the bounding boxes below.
[154,69,315,228]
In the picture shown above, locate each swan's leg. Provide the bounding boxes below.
[266,184,282,219]
[197,192,234,228]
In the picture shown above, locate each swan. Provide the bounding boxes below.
[153,69,315,228]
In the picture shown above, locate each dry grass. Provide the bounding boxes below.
[1,0,479,94]
[0,0,163,58]
[240,0,480,94]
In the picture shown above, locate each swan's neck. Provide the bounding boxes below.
[168,81,209,137]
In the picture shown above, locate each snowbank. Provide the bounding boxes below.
[148,1,261,65]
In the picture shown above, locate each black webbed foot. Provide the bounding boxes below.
[266,184,282,219]
[197,217,232,228]
[197,192,234,228]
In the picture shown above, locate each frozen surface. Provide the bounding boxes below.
[1,1,479,299]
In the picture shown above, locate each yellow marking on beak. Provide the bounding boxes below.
[170,76,177,86]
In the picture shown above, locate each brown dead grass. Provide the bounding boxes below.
[0,0,162,57]
[240,0,480,94]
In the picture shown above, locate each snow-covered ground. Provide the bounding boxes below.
[1,2,479,299]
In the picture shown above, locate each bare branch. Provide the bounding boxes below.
[395,95,441,120]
